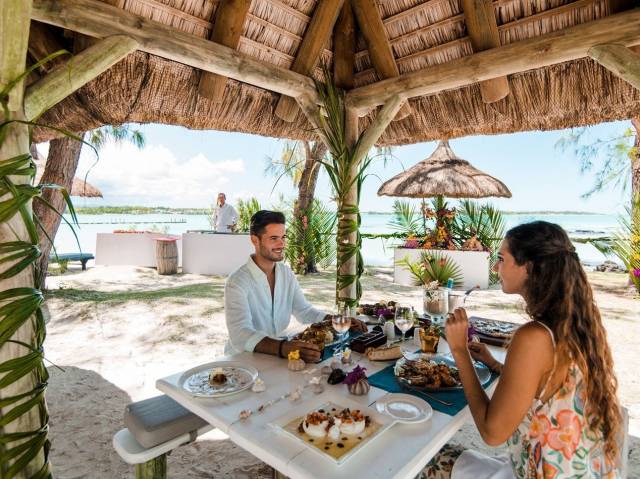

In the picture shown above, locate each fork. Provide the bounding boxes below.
[400,383,454,406]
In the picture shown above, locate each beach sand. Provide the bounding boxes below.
[42,265,639,478]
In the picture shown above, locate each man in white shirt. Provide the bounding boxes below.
[212,192,238,233]
[224,210,366,362]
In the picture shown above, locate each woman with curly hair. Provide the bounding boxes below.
[423,221,621,478]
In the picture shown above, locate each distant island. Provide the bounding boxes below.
[75,206,210,215]
[75,206,609,216]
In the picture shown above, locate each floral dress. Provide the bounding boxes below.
[507,362,618,478]
[422,323,619,479]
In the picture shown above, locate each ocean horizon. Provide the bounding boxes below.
[54,211,623,268]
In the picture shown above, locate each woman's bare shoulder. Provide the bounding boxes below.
[508,322,555,359]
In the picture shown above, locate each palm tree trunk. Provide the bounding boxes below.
[292,141,327,274]
[33,134,84,289]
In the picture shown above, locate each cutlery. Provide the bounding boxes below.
[399,382,454,406]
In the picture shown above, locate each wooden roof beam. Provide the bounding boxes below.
[24,35,139,120]
[198,0,251,102]
[274,0,344,122]
[461,0,509,103]
[346,9,640,115]
[31,0,320,104]
[333,0,356,90]
[351,0,411,120]
[589,44,640,92]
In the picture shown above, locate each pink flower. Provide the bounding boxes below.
[545,409,582,460]
[633,268,640,278]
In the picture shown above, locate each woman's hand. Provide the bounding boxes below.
[445,307,470,355]
[468,342,501,372]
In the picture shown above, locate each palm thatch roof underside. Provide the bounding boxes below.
[32,0,640,145]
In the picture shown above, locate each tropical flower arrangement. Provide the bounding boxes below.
[393,197,504,254]
[390,197,506,285]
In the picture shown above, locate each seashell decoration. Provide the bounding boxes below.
[348,377,370,396]
[288,350,306,371]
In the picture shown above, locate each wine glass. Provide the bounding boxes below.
[394,305,414,344]
[331,307,351,354]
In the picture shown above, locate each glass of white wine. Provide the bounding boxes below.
[394,305,414,344]
[331,306,351,354]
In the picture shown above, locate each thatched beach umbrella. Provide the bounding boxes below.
[33,151,103,198]
[378,141,511,199]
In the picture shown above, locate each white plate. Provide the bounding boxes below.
[376,393,433,423]
[269,394,395,465]
[178,361,258,398]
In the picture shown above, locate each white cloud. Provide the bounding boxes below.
[74,142,245,207]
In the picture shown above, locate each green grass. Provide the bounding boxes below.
[45,283,222,305]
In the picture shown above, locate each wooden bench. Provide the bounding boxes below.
[48,253,94,270]
[113,394,212,479]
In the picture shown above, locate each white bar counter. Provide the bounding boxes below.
[181,231,253,275]
[96,232,182,267]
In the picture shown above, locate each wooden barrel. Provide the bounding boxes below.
[155,238,178,275]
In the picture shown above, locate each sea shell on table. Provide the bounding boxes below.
[288,358,306,371]
[348,378,370,396]
[251,378,266,393]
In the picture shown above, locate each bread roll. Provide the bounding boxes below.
[365,345,402,361]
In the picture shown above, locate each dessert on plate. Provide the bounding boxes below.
[208,367,227,386]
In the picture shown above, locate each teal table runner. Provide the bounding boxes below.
[368,364,499,416]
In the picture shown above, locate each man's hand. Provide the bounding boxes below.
[283,340,322,363]
[349,317,368,333]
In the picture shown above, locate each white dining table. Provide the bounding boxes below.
[156,340,506,479]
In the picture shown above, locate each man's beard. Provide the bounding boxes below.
[259,244,284,262]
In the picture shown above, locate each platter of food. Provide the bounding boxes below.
[270,395,395,465]
[178,361,258,398]
[394,354,491,391]
[469,317,519,346]
[292,322,337,348]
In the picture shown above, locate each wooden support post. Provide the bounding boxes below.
[338,107,360,301]
[588,44,640,92]
[31,0,320,104]
[24,34,138,120]
[275,0,344,122]
[0,2,49,478]
[135,455,167,479]
[351,0,412,120]
[346,9,640,114]
[333,0,355,90]
[460,0,510,103]
[198,0,251,102]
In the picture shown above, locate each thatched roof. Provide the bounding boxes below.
[378,140,512,199]
[31,0,640,145]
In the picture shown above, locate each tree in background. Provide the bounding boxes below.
[34,125,145,288]
[265,140,329,273]
[556,119,639,209]
[557,120,640,290]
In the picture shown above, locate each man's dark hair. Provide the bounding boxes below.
[250,210,285,236]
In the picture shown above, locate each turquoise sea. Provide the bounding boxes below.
[54,212,621,268]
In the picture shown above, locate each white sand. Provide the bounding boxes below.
[42,265,639,478]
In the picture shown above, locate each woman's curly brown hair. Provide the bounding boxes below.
[505,221,621,463]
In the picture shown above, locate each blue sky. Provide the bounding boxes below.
[43,119,634,214]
